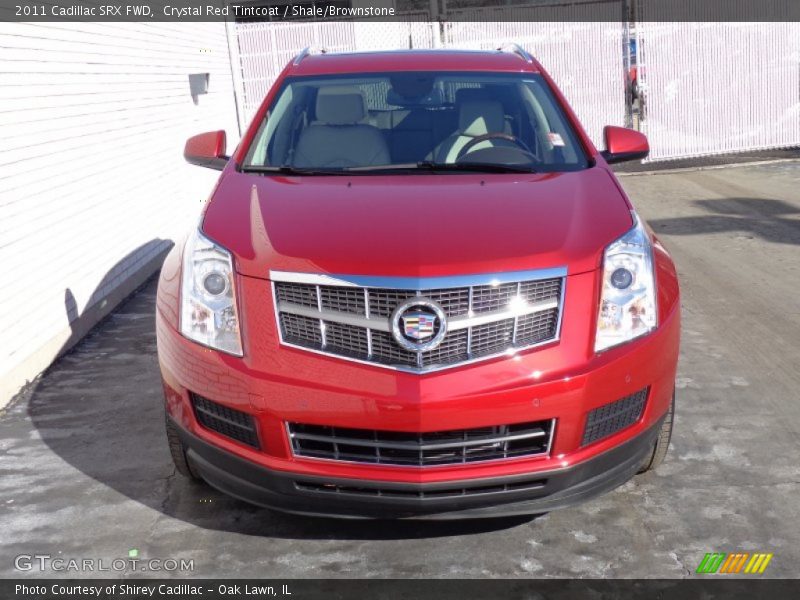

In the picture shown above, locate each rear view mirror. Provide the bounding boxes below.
[600,126,649,164]
[184,130,228,170]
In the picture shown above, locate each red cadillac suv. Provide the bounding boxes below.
[157,47,680,519]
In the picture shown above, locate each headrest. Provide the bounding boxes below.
[315,86,366,124]
[459,100,505,136]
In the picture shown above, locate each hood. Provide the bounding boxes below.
[201,167,632,279]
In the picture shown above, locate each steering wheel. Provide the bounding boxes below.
[456,132,534,161]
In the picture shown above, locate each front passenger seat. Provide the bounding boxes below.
[293,87,391,168]
[431,99,508,164]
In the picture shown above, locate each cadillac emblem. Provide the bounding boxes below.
[390,298,447,352]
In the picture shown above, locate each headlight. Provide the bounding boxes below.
[180,228,243,356]
[595,212,657,352]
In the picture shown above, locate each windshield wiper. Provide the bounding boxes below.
[240,163,537,175]
[239,165,351,176]
[338,162,536,174]
[415,161,537,174]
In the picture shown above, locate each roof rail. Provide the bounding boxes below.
[293,46,327,65]
[497,43,533,63]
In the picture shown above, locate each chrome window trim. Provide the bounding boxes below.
[284,419,557,468]
[271,267,567,374]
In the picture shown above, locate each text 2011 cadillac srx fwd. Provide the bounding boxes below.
[157,47,680,519]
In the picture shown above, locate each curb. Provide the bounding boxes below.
[617,158,800,177]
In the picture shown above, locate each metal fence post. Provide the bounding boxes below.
[429,0,443,48]
[224,19,246,135]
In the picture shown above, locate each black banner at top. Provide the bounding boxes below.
[2,0,800,23]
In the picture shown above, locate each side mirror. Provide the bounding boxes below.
[600,126,649,164]
[184,130,228,170]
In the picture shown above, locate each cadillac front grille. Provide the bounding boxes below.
[270,268,566,373]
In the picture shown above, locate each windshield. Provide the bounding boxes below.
[242,71,589,173]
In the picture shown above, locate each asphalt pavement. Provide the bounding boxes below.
[1,161,799,578]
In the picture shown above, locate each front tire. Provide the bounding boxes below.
[165,416,203,481]
[638,392,674,474]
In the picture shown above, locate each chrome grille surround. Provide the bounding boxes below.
[271,268,566,373]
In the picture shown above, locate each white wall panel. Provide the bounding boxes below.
[637,22,800,161]
[0,23,239,404]
[234,20,438,123]
[442,20,627,151]
[234,18,626,152]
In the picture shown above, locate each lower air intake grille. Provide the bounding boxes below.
[191,393,259,449]
[287,420,554,467]
[582,387,649,446]
[294,477,548,499]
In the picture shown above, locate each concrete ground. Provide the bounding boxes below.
[1,161,799,579]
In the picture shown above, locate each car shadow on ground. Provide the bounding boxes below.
[24,247,536,541]
[648,197,800,245]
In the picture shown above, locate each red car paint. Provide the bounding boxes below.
[202,169,633,278]
[602,126,649,161]
[184,130,227,169]
[157,50,680,518]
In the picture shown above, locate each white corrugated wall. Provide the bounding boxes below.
[234,19,626,151]
[0,23,240,405]
[637,22,800,161]
[441,20,627,151]
[235,20,435,125]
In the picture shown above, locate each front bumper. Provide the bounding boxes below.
[156,264,680,518]
[173,414,663,519]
